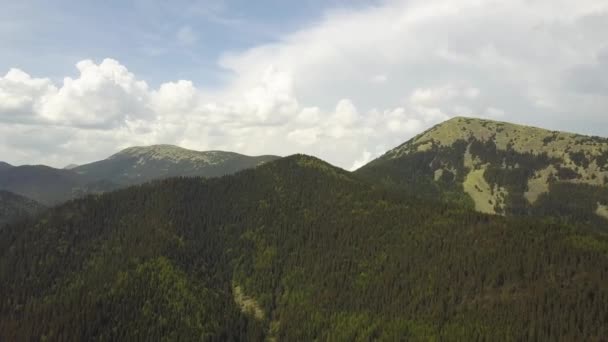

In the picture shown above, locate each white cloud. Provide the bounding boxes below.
[0,69,56,121]
[484,107,505,119]
[42,59,151,128]
[371,74,388,84]
[151,80,197,117]
[1,0,608,168]
[287,127,320,146]
[350,150,372,171]
[409,85,477,106]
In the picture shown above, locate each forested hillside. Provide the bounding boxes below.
[2,155,607,341]
[0,191,45,226]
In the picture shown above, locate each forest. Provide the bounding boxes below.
[1,155,608,341]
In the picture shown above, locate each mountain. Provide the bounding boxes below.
[0,190,45,226]
[0,145,279,205]
[63,163,79,170]
[0,165,89,206]
[0,162,13,171]
[357,117,608,224]
[72,145,280,185]
[1,155,607,340]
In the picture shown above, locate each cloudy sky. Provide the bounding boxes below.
[1,0,607,170]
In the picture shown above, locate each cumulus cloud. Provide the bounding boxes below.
[1,0,608,168]
[43,59,151,128]
[0,59,150,129]
[0,69,56,122]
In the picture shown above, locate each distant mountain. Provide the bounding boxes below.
[2,155,607,340]
[0,162,13,171]
[0,165,89,206]
[72,145,280,185]
[357,117,608,224]
[0,145,280,205]
[0,190,45,226]
[63,163,79,170]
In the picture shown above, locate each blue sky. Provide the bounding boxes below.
[1,0,377,87]
[1,0,607,168]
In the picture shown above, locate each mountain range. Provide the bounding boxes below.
[0,145,279,206]
[1,116,607,340]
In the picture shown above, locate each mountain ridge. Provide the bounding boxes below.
[73,144,280,185]
[107,144,275,163]
[0,162,12,171]
[0,145,280,206]
[383,116,608,167]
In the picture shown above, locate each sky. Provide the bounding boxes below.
[1,0,607,170]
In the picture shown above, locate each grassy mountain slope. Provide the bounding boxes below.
[0,191,45,226]
[357,117,608,224]
[1,155,607,340]
[73,144,279,185]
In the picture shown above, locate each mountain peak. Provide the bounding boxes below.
[110,144,235,165]
[263,154,355,182]
[71,145,280,186]
[63,163,79,170]
[359,116,608,218]
[387,116,608,161]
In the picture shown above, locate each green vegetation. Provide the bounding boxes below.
[2,155,608,340]
[0,190,45,226]
[532,183,608,225]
